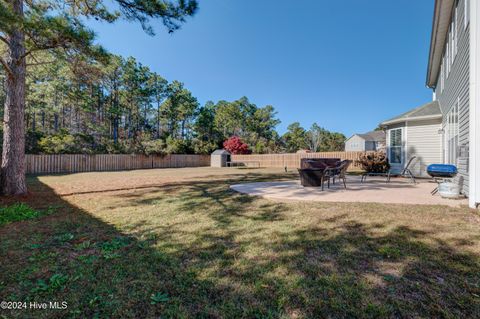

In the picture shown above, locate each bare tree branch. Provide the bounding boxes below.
[20,44,60,63]
[0,35,9,46]
[26,60,56,67]
[0,56,13,78]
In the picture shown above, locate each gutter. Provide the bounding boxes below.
[380,114,443,127]
[426,0,442,88]
[426,0,455,88]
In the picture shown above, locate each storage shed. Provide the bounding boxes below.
[211,149,231,167]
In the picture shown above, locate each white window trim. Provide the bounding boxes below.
[441,56,445,92]
[465,0,470,29]
[445,99,460,165]
[454,5,458,58]
[388,128,403,165]
[444,2,460,79]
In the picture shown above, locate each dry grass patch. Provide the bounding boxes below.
[0,167,479,318]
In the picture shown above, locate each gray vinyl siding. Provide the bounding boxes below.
[406,119,443,177]
[345,135,366,152]
[434,0,470,195]
[384,120,442,177]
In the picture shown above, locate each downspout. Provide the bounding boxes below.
[469,0,480,208]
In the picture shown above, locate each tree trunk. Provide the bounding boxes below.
[54,113,59,132]
[32,112,36,131]
[113,115,118,144]
[157,102,161,138]
[1,0,27,195]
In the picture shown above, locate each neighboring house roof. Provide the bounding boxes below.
[426,0,455,88]
[380,101,442,126]
[357,131,385,142]
[346,131,385,142]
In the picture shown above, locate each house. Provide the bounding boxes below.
[380,101,443,178]
[344,131,386,152]
[381,0,480,208]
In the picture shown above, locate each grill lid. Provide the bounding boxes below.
[427,164,457,177]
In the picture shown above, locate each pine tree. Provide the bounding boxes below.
[0,0,198,195]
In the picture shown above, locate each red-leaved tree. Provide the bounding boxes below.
[223,136,251,154]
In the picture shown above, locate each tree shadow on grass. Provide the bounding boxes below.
[0,175,479,318]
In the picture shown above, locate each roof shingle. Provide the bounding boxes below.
[380,101,441,125]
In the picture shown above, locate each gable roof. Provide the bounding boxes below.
[426,0,455,88]
[211,149,230,155]
[356,131,386,142]
[380,101,442,126]
[347,131,385,142]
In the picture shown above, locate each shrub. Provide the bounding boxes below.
[38,130,99,154]
[165,137,192,154]
[192,139,218,155]
[129,133,167,155]
[356,152,390,173]
[38,133,78,154]
[223,136,251,154]
[25,130,44,153]
[102,137,127,154]
[142,139,166,156]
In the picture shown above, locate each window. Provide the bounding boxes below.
[465,0,470,29]
[440,58,445,92]
[389,128,402,164]
[445,100,459,164]
[445,2,459,78]
[453,6,458,58]
[446,40,450,75]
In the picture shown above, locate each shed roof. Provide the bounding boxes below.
[211,149,231,155]
[380,101,442,126]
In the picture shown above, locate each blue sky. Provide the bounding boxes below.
[88,0,434,137]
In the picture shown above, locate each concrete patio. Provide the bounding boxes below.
[230,175,468,207]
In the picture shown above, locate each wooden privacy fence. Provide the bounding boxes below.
[24,154,211,175]
[231,151,374,170]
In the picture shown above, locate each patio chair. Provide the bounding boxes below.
[324,160,352,190]
[298,168,328,187]
[399,156,417,184]
[361,157,416,184]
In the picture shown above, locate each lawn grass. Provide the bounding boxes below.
[0,203,51,227]
[0,167,479,318]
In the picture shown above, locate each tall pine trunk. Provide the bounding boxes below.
[1,0,27,195]
[156,102,161,138]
